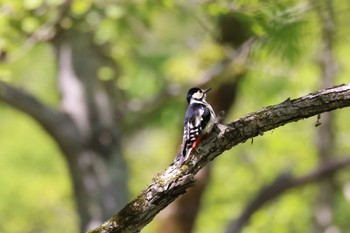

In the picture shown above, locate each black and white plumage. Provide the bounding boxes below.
[174,87,216,165]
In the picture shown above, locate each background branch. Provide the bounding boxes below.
[225,156,350,233]
[88,83,350,233]
[0,80,81,155]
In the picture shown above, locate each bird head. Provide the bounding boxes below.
[186,87,211,104]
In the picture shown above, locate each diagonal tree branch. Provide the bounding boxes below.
[0,80,81,155]
[225,156,350,233]
[88,83,350,233]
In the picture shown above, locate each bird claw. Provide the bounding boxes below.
[216,110,226,123]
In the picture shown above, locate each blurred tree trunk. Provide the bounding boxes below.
[313,0,338,232]
[157,12,253,233]
[51,28,128,232]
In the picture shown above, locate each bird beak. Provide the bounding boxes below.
[204,88,212,93]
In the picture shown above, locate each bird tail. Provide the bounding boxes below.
[172,145,191,165]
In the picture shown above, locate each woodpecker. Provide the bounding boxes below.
[174,87,216,165]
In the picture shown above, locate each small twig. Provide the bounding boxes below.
[315,114,322,127]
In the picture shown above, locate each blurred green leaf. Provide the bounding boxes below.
[23,0,43,9]
[21,17,40,33]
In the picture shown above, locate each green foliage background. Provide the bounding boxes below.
[1,0,350,233]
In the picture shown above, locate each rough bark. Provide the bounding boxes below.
[157,166,211,233]
[88,83,350,233]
